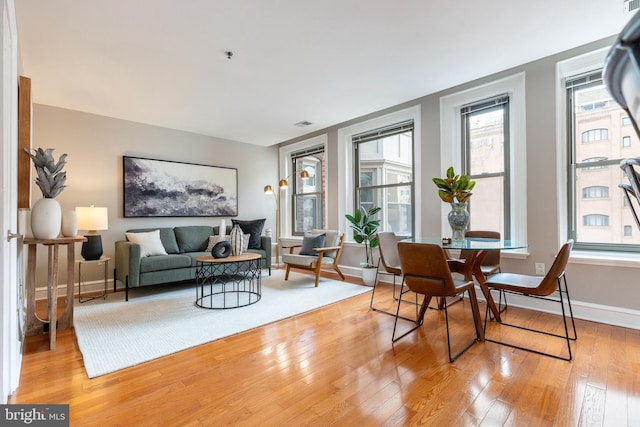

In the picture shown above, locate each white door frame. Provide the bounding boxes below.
[1,0,21,403]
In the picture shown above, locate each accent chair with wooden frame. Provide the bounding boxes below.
[281,229,345,287]
[393,242,483,362]
[482,240,577,361]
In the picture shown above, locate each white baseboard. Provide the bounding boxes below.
[342,265,640,331]
[41,267,640,331]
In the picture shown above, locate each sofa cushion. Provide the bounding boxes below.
[299,232,326,256]
[139,254,191,273]
[126,227,179,254]
[231,218,265,249]
[174,226,213,253]
[125,230,168,257]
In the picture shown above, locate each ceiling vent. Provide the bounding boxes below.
[624,0,640,14]
[294,120,312,127]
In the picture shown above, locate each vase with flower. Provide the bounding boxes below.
[432,166,475,241]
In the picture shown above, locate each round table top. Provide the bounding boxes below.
[196,252,261,263]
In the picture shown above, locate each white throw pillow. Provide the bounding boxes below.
[125,230,168,257]
[206,234,249,252]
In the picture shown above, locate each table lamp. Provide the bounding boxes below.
[76,206,108,260]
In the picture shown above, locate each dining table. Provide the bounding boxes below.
[409,237,528,323]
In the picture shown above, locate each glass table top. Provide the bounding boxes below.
[406,237,527,251]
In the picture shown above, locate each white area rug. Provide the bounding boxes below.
[73,270,370,378]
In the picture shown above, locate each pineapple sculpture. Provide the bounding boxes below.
[25,148,67,239]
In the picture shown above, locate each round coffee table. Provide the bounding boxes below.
[195,253,262,309]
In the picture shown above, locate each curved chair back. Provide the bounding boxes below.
[377,232,401,275]
[398,242,458,297]
[461,230,501,268]
[533,239,573,296]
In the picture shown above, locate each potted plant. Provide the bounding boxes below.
[345,206,381,285]
[25,148,68,239]
[432,166,476,240]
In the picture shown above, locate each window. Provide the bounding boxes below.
[583,214,609,226]
[461,95,510,237]
[291,145,325,234]
[582,186,609,199]
[352,121,414,239]
[440,73,526,243]
[581,128,608,143]
[565,70,640,250]
[582,157,609,169]
[279,134,327,237]
[624,225,633,237]
[623,116,632,126]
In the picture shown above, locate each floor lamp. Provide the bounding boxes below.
[264,169,309,266]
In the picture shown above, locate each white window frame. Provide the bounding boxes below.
[338,106,421,242]
[556,47,640,265]
[439,73,527,245]
[279,134,327,237]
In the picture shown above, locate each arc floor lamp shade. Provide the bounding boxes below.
[76,206,108,260]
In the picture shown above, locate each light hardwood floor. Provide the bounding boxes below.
[9,270,640,426]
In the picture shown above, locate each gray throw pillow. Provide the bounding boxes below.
[299,232,326,256]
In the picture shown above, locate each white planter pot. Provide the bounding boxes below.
[31,198,62,239]
[361,266,378,286]
[61,210,78,237]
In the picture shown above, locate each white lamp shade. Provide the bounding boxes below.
[76,206,109,232]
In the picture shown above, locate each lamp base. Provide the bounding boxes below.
[81,234,103,261]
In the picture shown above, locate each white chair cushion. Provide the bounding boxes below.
[282,254,316,267]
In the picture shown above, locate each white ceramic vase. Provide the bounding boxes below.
[61,210,78,237]
[31,198,62,239]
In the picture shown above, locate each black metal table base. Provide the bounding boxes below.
[195,258,261,309]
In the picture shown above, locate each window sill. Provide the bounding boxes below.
[570,250,640,268]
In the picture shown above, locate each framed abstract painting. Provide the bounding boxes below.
[123,156,238,217]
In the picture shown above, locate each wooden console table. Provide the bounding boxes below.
[24,235,86,349]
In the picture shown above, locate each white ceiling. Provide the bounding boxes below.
[15,0,633,147]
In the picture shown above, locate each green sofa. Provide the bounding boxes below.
[115,225,271,300]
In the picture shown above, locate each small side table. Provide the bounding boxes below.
[78,257,112,303]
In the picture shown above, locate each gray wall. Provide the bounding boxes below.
[28,104,278,284]
[279,35,640,317]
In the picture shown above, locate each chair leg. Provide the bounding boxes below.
[371,275,419,322]
[313,264,322,287]
[392,281,428,343]
[483,276,577,361]
[443,287,480,362]
[333,265,345,280]
[284,265,291,280]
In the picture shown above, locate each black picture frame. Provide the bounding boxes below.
[123,156,238,217]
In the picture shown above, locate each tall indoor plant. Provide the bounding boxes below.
[25,147,67,239]
[345,206,381,285]
[432,166,475,240]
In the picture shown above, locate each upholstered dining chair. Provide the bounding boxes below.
[483,240,577,361]
[393,242,483,362]
[371,232,417,319]
[281,229,345,287]
[447,230,506,312]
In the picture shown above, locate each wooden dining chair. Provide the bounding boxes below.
[483,240,577,361]
[446,230,505,311]
[393,242,483,362]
